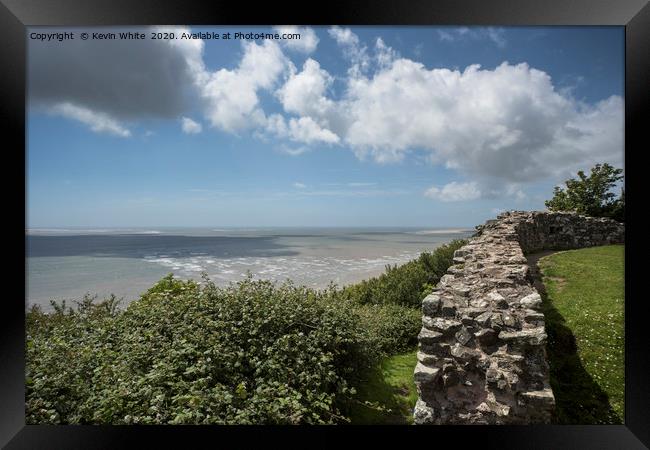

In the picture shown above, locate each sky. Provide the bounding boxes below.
[26,26,624,228]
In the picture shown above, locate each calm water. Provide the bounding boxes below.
[26,227,474,310]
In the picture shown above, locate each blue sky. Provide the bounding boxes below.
[27,26,624,227]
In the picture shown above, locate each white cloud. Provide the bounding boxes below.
[293,182,307,189]
[424,182,481,202]
[276,58,334,118]
[328,26,370,74]
[480,182,528,201]
[375,38,399,69]
[328,26,359,46]
[181,117,202,134]
[201,39,290,133]
[273,26,319,53]
[287,117,339,144]
[266,114,339,145]
[50,102,131,137]
[339,57,623,181]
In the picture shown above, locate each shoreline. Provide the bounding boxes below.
[26,253,422,312]
[26,229,475,311]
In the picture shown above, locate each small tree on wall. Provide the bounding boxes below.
[545,163,624,222]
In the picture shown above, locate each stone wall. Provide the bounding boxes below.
[413,211,624,425]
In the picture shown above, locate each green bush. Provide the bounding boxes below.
[27,276,379,425]
[26,239,466,425]
[339,239,466,307]
[353,303,422,354]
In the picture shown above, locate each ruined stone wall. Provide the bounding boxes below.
[413,211,624,425]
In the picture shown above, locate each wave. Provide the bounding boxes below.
[141,252,421,287]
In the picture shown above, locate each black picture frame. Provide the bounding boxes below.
[3,0,648,448]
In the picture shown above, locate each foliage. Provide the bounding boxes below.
[544,163,624,222]
[339,239,467,307]
[352,304,421,355]
[26,239,465,424]
[539,245,624,424]
[27,276,375,424]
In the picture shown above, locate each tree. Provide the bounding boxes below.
[545,163,624,222]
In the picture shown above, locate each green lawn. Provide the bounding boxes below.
[538,245,624,424]
[347,350,418,424]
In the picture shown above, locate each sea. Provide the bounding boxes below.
[25,227,475,311]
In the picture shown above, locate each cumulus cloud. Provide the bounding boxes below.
[286,117,339,144]
[293,182,307,189]
[328,26,359,47]
[424,182,481,202]
[50,102,131,137]
[276,58,334,117]
[266,114,339,144]
[201,39,290,132]
[339,55,623,181]
[273,26,319,53]
[273,28,622,182]
[181,117,202,134]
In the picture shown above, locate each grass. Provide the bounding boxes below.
[537,245,624,424]
[347,349,418,424]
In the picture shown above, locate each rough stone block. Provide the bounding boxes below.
[417,351,437,366]
[413,399,436,424]
[475,311,493,327]
[422,316,462,334]
[519,389,555,408]
[414,362,441,383]
[422,293,442,316]
[418,328,444,345]
[498,328,547,346]
[440,299,458,317]
[520,292,542,309]
[475,328,497,346]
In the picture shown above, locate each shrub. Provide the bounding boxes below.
[27,276,376,425]
[353,303,422,354]
[25,295,123,424]
[339,239,467,307]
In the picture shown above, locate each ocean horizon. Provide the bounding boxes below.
[26,226,474,311]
